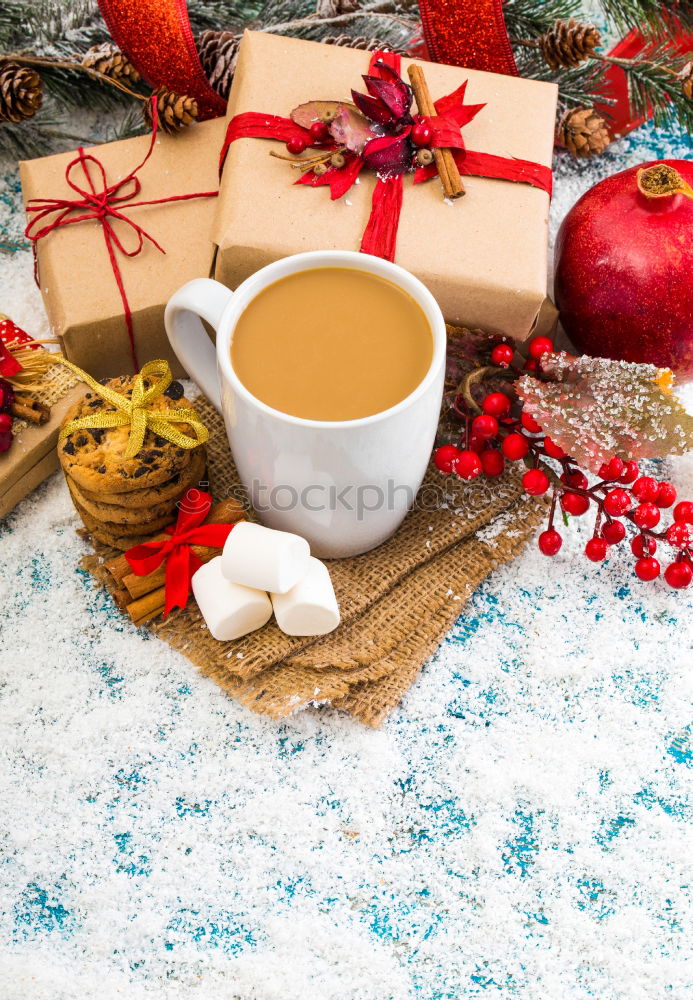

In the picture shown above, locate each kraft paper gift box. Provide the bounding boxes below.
[213,31,558,341]
[19,117,227,380]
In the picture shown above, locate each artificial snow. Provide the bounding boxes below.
[1,115,692,1000]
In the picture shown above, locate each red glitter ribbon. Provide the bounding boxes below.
[417,0,517,75]
[219,53,551,262]
[97,0,225,120]
[125,488,236,617]
[24,97,218,372]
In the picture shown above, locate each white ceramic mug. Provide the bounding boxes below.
[164,250,446,558]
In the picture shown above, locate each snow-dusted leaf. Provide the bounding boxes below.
[516,353,693,473]
[329,106,372,153]
[290,101,345,129]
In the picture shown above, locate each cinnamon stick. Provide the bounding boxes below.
[407,63,465,199]
[11,396,51,425]
[128,586,167,625]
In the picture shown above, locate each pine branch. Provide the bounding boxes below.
[504,0,580,40]
[107,103,149,142]
[186,0,267,33]
[514,48,607,114]
[593,47,693,131]
[599,0,693,40]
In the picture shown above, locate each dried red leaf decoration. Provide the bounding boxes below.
[351,88,394,125]
[362,75,412,119]
[291,100,347,129]
[362,130,413,177]
[329,106,373,153]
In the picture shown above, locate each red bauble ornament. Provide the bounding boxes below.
[555,160,693,381]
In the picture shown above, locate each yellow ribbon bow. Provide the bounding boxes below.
[58,359,208,459]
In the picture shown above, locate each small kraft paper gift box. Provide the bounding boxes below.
[214,31,558,341]
[19,115,227,380]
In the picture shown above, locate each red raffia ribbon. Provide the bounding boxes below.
[24,97,218,373]
[125,488,236,617]
[219,52,552,263]
[97,0,225,120]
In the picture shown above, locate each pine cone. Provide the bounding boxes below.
[324,34,386,51]
[557,107,610,158]
[316,0,361,16]
[0,60,43,123]
[81,42,140,85]
[679,61,693,103]
[196,29,239,102]
[540,18,601,72]
[143,88,198,135]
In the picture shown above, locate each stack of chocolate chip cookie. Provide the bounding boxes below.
[59,376,207,550]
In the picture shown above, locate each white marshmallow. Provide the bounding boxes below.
[221,521,311,595]
[270,557,340,636]
[192,557,272,641]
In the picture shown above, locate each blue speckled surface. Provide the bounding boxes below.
[1,116,692,998]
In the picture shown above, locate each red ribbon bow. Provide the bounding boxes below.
[219,52,552,263]
[24,97,218,373]
[124,488,236,617]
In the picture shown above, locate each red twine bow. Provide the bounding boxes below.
[219,52,553,262]
[124,488,235,617]
[24,97,218,373]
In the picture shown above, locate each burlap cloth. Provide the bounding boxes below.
[85,398,544,726]
[12,361,80,433]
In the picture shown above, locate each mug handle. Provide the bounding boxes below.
[164,278,234,412]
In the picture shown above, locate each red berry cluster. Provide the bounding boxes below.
[537,461,693,588]
[434,338,557,487]
[433,336,693,590]
[0,378,15,454]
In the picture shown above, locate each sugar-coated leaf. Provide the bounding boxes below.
[329,106,373,153]
[291,101,345,129]
[516,353,693,473]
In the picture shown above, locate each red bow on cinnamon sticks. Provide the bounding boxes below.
[125,488,235,617]
[24,97,218,373]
